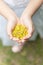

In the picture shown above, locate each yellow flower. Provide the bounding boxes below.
[12,24,28,40]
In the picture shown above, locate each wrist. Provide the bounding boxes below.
[24,7,32,17]
[6,8,17,21]
[8,14,16,21]
[22,10,31,19]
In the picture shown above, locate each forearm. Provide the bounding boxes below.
[25,0,43,17]
[0,0,16,20]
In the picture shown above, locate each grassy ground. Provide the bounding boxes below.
[0,36,43,65]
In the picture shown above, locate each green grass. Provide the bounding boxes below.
[0,37,43,65]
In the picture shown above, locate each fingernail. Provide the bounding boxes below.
[13,38,18,41]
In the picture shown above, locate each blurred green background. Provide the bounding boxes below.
[0,36,43,65]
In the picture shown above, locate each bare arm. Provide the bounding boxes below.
[25,0,43,17]
[0,0,16,20]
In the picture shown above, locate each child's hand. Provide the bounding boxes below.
[7,14,20,41]
[19,10,34,42]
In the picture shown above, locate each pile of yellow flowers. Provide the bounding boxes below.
[12,24,28,40]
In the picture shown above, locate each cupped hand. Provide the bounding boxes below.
[7,11,34,43]
[7,14,20,41]
[19,10,34,43]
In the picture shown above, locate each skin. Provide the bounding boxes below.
[20,0,43,42]
[0,0,43,43]
[0,0,20,40]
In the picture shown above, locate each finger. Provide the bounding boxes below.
[12,37,19,41]
[21,39,25,43]
[18,39,25,43]
[24,27,34,40]
[22,33,31,40]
